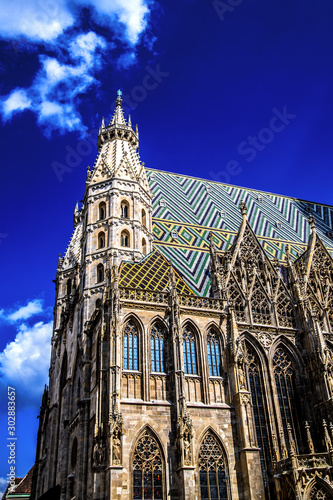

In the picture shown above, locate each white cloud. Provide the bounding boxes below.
[1,32,106,134]
[0,0,74,42]
[0,477,9,498]
[0,321,52,402]
[2,89,31,116]
[0,0,152,45]
[7,299,43,322]
[78,0,150,44]
[0,1,154,133]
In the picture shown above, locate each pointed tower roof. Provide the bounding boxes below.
[91,90,150,193]
[109,90,127,127]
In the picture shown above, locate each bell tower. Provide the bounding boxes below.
[81,90,153,287]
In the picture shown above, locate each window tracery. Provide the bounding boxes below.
[309,483,331,499]
[207,329,222,377]
[151,325,165,373]
[183,326,197,375]
[124,321,139,371]
[199,432,228,500]
[228,282,246,322]
[273,348,301,453]
[276,292,295,328]
[308,294,325,331]
[133,430,163,500]
[251,286,271,325]
[246,347,272,496]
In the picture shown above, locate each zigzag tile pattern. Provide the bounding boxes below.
[147,169,333,297]
[119,249,194,295]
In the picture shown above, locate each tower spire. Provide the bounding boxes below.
[97,90,139,151]
[109,89,126,127]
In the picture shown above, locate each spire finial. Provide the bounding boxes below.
[239,200,247,218]
[304,421,315,454]
[308,214,316,232]
[116,89,122,106]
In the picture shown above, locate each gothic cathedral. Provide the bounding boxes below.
[32,93,333,500]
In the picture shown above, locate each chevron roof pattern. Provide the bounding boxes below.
[147,169,333,296]
[119,249,194,295]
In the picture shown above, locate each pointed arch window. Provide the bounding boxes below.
[124,321,139,371]
[133,429,163,500]
[228,281,246,322]
[97,264,104,283]
[121,201,129,218]
[183,325,197,375]
[142,238,147,256]
[142,209,147,227]
[98,231,105,249]
[121,230,130,247]
[251,286,271,325]
[66,278,72,295]
[199,432,229,500]
[151,325,165,373]
[71,437,78,469]
[277,292,295,328]
[273,348,302,453]
[246,346,273,497]
[99,202,106,220]
[207,328,222,377]
[309,482,333,499]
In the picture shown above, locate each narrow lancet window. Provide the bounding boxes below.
[273,347,302,453]
[121,201,129,218]
[124,321,138,370]
[207,328,222,377]
[97,264,104,283]
[183,325,197,375]
[121,230,130,247]
[151,325,165,373]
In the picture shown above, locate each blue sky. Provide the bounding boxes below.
[1,0,333,495]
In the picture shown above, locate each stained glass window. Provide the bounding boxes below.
[247,347,273,498]
[199,432,228,500]
[151,325,165,373]
[183,326,197,375]
[133,430,163,500]
[309,483,332,499]
[207,329,222,377]
[124,321,139,371]
[273,348,302,453]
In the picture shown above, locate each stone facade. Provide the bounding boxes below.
[32,94,333,500]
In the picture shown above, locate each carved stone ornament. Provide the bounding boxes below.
[110,412,123,466]
[239,392,251,406]
[256,332,273,350]
[177,411,193,466]
[92,437,106,469]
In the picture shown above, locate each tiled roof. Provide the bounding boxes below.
[13,466,34,494]
[2,478,22,499]
[2,466,34,498]
[148,169,333,296]
[119,249,194,295]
